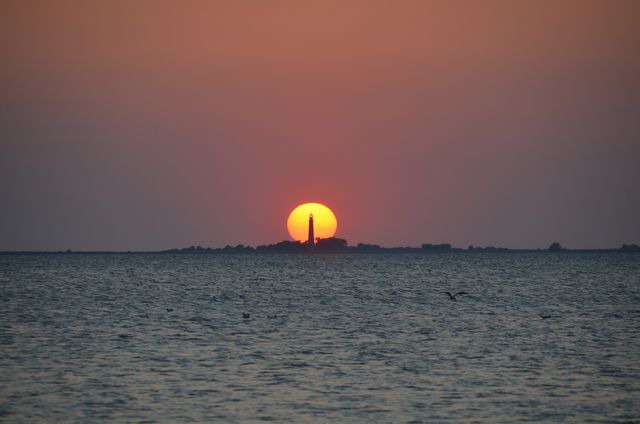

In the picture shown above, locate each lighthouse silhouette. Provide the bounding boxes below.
[307,214,315,246]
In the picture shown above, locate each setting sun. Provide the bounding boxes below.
[287,203,337,242]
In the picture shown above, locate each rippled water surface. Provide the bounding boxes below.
[1,253,639,423]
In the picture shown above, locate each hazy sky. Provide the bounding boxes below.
[1,0,639,250]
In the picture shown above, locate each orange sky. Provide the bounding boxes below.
[1,1,639,249]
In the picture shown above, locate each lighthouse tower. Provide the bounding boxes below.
[307,214,315,246]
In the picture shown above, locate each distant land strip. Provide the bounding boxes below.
[1,240,639,254]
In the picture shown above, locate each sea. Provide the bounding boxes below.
[1,253,639,423]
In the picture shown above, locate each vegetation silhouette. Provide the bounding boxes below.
[2,241,638,255]
[548,242,564,252]
[151,240,640,255]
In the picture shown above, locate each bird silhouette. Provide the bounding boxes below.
[441,291,469,301]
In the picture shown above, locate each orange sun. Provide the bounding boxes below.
[287,203,338,242]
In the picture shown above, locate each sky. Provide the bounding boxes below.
[1,0,639,250]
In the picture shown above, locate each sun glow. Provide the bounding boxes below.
[287,203,337,242]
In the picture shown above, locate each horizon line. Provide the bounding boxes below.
[1,239,638,254]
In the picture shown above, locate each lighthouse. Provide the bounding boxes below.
[307,214,315,246]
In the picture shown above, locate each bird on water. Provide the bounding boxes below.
[441,291,469,301]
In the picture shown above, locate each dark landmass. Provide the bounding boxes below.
[2,241,639,255]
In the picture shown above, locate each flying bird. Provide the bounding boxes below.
[441,291,469,301]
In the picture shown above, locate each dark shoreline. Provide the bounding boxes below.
[2,247,639,255]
